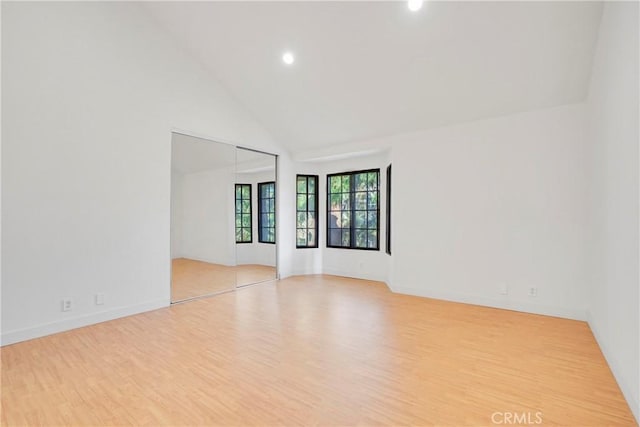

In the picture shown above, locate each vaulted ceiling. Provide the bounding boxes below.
[144,1,603,155]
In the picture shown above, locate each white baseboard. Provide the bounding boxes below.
[390,285,587,321]
[322,268,387,283]
[587,310,639,423]
[1,299,168,346]
[289,268,322,277]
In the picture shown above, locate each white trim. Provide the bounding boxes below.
[1,299,168,347]
[322,268,387,283]
[587,310,639,423]
[390,284,587,321]
[289,269,319,276]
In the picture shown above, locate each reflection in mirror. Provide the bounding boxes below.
[170,133,236,302]
[235,147,277,287]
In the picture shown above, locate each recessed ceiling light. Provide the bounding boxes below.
[282,52,295,65]
[408,0,423,12]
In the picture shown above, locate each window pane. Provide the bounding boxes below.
[308,212,316,228]
[368,172,378,190]
[236,186,242,198]
[297,177,306,194]
[341,176,350,193]
[341,212,350,228]
[330,176,341,193]
[329,228,341,246]
[330,194,341,210]
[242,214,251,228]
[242,200,250,213]
[355,211,366,228]
[341,194,350,210]
[328,211,339,229]
[308,195,315,211]
[236,228,242,241]
[368,191,378,210]
[308,178,315,194]
[295,212,304,228]
[368,230,377,248]
[355,229,367,248]
[242,186,250,199]
[308,229,316,246]
[242,229,251,241]
[341,230,350,246]
[297,229,307,246]
[355,192,367,210]
[235,215,241,228]
[297,194,307,211]
[355,173,367,191]
[367,211,377,229]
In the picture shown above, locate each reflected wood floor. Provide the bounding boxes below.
[171,258,276,301]
[2,275,636,426]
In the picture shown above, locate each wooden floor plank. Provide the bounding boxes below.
[2,275,636,426]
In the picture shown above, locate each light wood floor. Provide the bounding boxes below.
[171,258,276,301]
[2,275,636,426]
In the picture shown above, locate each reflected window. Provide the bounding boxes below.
[235,183,252,243]
[327,169,380,250]
[296,175,318,248]
[258,182,276,243]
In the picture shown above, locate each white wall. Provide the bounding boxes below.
[1,2,283,345]
[586,2,639,421]
[276,152,296,279]
[173,166,236,266]
[388,104,590,321]
[236,170,277,267]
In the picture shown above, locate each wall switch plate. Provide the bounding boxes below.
[528,287,538,297]
[61,298,72,312]
[95,293,105,305]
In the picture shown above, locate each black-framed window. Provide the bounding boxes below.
[386,164,391,255]
[296,175,319,248]
[258,181,276,244]
[235,184,252,243]
[327,169,380,250]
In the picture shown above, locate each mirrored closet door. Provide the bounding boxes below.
[170,133,277,303]
[235,147,277,287]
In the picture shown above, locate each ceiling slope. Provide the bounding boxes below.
[144,1,603,154]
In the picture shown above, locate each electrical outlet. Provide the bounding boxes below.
[528,287,538,297]
[61,298,72,312]
[95,293,105,305]
[499,284,509,295]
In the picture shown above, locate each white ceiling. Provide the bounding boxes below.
[147,1,603,155]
